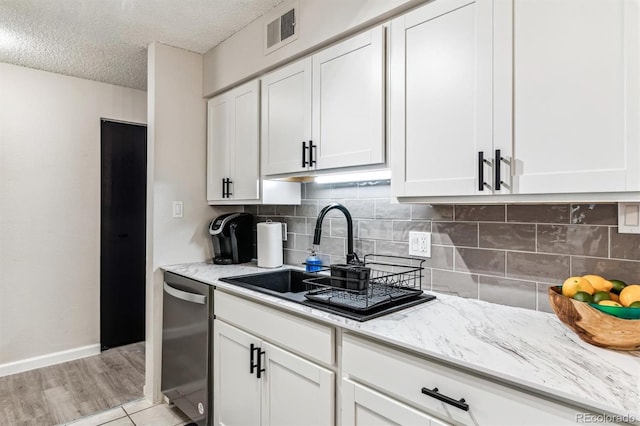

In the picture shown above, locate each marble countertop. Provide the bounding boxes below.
[162,261,640,419]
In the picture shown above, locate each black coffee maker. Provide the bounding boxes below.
[209,213,254,264]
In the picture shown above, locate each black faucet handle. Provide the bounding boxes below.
[347,252,361,265]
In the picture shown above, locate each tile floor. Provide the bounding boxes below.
[64,398,192,426]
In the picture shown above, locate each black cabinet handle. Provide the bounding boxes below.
[250,343,258,375]
[256,348,266,379]
[421,387,469,411]
[302,141,309,167]
[494,149,502,190]
[309,140,316,166]
[478,151,485,191]
[221,178,226,198]
[226,178,233,197]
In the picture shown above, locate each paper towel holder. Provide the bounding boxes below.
[264,218,287,241]
[257,219,286,268]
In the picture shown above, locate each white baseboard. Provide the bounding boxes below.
[0,344,101,378]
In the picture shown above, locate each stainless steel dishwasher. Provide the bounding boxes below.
[162,271,213,426]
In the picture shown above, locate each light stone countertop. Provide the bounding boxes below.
[162,261,640,420]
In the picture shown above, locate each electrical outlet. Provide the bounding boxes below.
[408,231,431,258]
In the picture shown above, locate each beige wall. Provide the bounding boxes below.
[0,62,146,365]
[203,0,425,96]
[146,43,234,402]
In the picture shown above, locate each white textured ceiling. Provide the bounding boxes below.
[0,0,284,90]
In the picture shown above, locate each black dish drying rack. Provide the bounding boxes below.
[302,254,425,312]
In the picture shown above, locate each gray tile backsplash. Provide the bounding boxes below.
[248,182,640,313]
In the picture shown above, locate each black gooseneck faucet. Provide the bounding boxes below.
[313,203,358,264]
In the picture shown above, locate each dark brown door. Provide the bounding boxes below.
[101,119,147,350]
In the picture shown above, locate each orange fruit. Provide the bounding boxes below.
[582,275,613,292]
[609,292,620,302]
[562,276,595,298]
[619,284,640,307]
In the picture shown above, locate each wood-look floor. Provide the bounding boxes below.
[0,342,145,426]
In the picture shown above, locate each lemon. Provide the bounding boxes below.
[573,292,594,303]
[592,291,611,303]
[582,275,613,292]
[562,277,595,297]
[597,300,623,307]
[609,279,627,294]
[619,284,640,307]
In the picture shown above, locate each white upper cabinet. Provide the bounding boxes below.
[208,79,301,205]
[391,0,639,200]
[495,0,639,195]
[261,59,313,176]
[207,79,260,203]
[312,26,385,170]
[207,94,231,202]
[262,26,386,176]
[390,0,497,197]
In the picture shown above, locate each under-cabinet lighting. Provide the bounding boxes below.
[315,170,391,184]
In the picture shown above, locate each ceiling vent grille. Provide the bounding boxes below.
[264,4,298,55]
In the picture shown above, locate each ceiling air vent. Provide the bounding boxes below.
[264,3,299,55]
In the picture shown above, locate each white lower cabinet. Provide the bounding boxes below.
[213,298,335,426]
[262,341,334,426]
[342,379,449,426]
[342,333,601,426]
[212,291,612,426]
[214,320,261,426]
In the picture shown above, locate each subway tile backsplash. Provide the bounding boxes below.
[244,181,640,313]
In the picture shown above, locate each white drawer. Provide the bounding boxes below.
[215,290,335,365]
[343,333,599,426]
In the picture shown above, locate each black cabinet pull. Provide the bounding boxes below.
[421,387,469,411]
[250,343,258,375]
[221,178,226,198]
[309,140,316,166]
[494,149,502,190]
[256,348,266,379]
[302,141,309,167]
[226,178,233,197]
[478,151,485,191]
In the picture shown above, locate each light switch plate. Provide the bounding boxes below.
[409,231,431,258]
[618,202,640,234]
[172,201,183,218]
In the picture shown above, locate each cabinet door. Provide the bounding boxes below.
[261,58,312,175]
[390,0,493,197]
[229,80,260,201]
[261,341,334,426]
[312,26,385,171]
[213,320,261,426]
[207,94,230,202]
[342,380,447,426]
[495,0,640,194]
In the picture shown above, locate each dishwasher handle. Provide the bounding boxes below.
[163,282,207,305]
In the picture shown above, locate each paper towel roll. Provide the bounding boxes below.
[257,222,283,268]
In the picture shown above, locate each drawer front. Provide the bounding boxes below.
[342,379,449,426]
[215,291,334,365]
[343,334,588,426]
